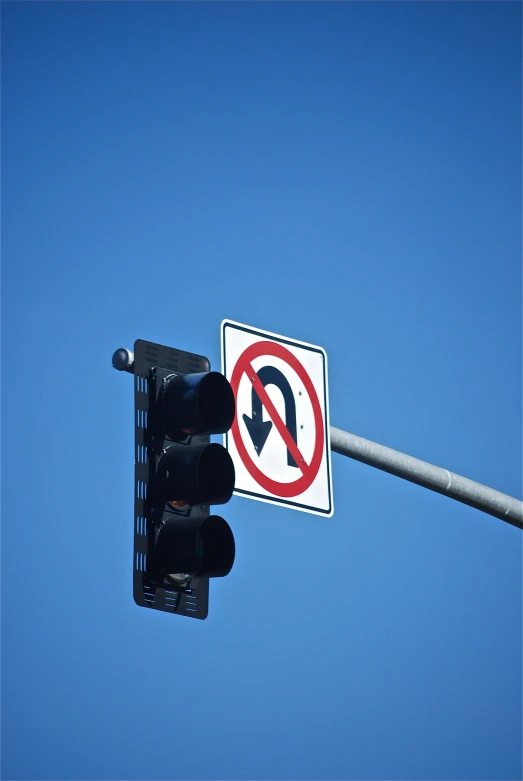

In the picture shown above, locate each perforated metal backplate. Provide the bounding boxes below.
[133,339,211,620]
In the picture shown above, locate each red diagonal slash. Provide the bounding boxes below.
[246,360,311,478]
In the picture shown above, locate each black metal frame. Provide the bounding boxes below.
[133,338,212,620]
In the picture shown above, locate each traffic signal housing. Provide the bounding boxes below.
[120,339,237,620]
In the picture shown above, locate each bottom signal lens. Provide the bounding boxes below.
[155,515,235,579]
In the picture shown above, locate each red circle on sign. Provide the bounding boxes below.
[229,341,324,498]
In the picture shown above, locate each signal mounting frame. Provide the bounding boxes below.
[133,339,211,620]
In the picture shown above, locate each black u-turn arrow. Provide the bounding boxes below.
[242,365,298,468]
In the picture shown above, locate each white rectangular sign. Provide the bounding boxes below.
[221,320,333,517]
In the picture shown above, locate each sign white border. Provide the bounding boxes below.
[221,319,334,518]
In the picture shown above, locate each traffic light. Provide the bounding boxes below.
[112,339,236,620]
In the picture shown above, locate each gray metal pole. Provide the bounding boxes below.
[330,426,523,530]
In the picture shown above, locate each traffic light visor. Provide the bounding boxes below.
[162,371,235,437]
[156,514,235,579]
[158,443,235,506]
[197,514,235,578]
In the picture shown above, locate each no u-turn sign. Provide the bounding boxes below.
[221,320,333,517]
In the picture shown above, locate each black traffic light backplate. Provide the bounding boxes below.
[133,339,212,620]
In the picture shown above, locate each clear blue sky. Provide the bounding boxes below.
[2,2,521,780]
